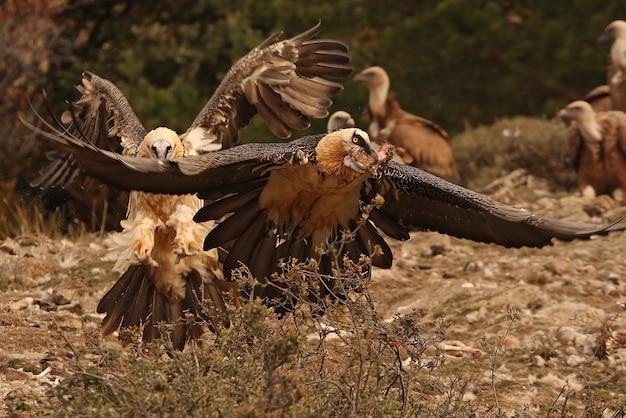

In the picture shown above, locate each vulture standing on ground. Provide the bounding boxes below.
[30,22,352,349]
[353,66,461,184]
[598,20,626,112]
[558,100,626,205]
[26,122,626,314]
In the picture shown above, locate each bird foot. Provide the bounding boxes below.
[172,238,202,264]
[128,243,157,267]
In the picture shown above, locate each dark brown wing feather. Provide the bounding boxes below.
[584,84,612,112]
[28,122,625,249]
[367,161,624,248]
[31,72,147,190]
[182,21,352,152]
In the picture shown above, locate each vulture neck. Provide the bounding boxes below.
[577,117,603,143]
[369,81,390,118]
[611,37,626,67]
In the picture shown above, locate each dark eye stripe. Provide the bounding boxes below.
[351,130,373,155]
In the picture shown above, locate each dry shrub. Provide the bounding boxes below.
[14,243,461,417]
[452,116,577,192]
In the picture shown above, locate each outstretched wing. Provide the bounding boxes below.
[30,71,147,189]
[182,21,352,153]
[25,114,318,195]
[26,117,624,250]
[365,161,623,248]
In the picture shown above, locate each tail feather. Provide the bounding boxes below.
[121,270,153,329]
[99,265,147,335]
[97,265,230,350]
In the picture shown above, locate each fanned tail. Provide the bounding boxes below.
[97,265,229,350]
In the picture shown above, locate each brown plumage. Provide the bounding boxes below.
[30,22,352,349]
[353,66,460,183]
[583,85,612,112]
[25,122,626,315]
[558,100,626,204]
[598,20,626,112]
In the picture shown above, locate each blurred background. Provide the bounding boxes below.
[3,0,626,236]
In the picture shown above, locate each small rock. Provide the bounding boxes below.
[565,354,586,367]
[430,244,446,256]
[544,260,573,276]
[16,235,40,247]
[0,238,18,255]
[4,368,31,381]
[464,260,484,272]
[465,306,487,324]
[8,297,35,311]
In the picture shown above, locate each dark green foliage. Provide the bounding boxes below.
[49,0,626,136]
[5,0,626,235]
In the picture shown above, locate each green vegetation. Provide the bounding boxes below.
[3,0,625,235]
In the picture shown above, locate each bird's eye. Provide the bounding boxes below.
[351,133,361,145]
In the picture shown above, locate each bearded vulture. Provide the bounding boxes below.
[327,110,355,132]
[30,22,352,349]
[598,20,626,112]
[25,122,626,314]
[353,66,461,184]
[559,100,626,204]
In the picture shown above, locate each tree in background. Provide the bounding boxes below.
[5,0,626,234]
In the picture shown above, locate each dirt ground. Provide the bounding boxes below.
[2,169,626,416]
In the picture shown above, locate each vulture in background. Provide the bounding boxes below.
[327,110,355,132]
[583,85,612,112]
[598,20,626,112]
[353,66,461,184]
[26,122,626,315]
[558,100,626,204]
[30,22,352,349]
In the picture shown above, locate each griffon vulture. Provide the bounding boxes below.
[25,122,626,314]
[598,20,626,112]
[559,100,626,204]
[30,22,352,348]
[327,110,355,133]
[353,66,461,184]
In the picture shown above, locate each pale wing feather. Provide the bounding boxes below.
[181,21,352,153]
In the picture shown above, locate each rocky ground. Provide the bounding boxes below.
[1,169,626,416]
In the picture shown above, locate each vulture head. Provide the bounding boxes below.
[353,66,390,92]
[315,128,393,178]
[327,111,355,133]
[558,100,595,125]
[598,20,626,44]
[140,127,184,159]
